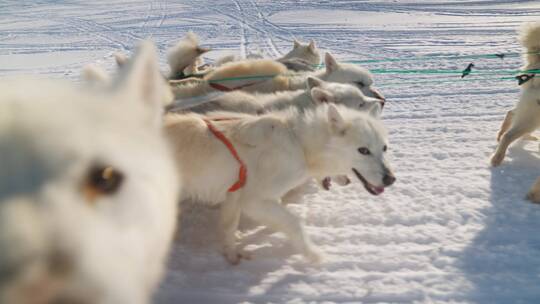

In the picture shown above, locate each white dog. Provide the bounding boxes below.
[169,76,382,115]
[165,102,394,264]
[0,41,179,304]
[214,39,321,72]
[279,39,320,66]
[491,21,540,167]
[171,52,385,103]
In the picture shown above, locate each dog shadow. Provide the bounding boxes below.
[155,193,318,303]
[459,141,540,303]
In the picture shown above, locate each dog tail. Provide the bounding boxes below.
[167,32,210,78]
[519,21,540,67]
[170,79,212,99]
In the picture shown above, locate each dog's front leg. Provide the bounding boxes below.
[219,198,243,264]
[527,177,540,203]
[242,199,322,262]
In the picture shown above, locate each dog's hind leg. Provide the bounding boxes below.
[219,198,244,265]
[498,110,538,142]
[241,199,322,262]
[491,123,532,166]
[527,177,540,203]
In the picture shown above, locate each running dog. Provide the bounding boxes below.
[169,76,382,115]
[491,21,540,167]
[171,52,385,103]
[0,41,179,304]
[165,102,395,264]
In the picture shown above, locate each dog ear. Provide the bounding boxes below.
[308,40,316,53]
[306,76,324,89]
[196,46,211,55]
[293,39,301,49]
[327,104,347,134]
[368,102,382,119]
[113,40,164,127]
[81,64,110,86]
[324,53,339,73]
[310,87,335,104]
[114,52,129,68]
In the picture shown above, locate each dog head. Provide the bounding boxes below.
[0,41,179,304]
[282,39,321,66]
[167,32,210,78]
[321,104,394,195]
[322,53,385,103]
[307,76,383,112]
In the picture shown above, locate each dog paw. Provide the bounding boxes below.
[524,134,539,141]
[527,191,540,204]
[334,175,351,186]
[321,177,331,190]
[490,153,504,167]
[303,246,324,264]
[223,248,251,265]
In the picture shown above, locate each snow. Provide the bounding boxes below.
[1,1,540,303]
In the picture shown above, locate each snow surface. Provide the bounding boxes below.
[1,1,540,303]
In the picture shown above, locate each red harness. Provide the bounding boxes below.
[203,118,247,192]
[209,81,263,92]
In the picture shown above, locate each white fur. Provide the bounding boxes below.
[280,39,321,66]
[491,21,540,169]
[0,41,179,304]
[165,104,393,264]
[167,32,210,78]
[176,76,381,115]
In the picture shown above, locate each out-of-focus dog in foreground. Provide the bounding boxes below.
[0,41,179,304]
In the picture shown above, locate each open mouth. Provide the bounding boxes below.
[352,168,385,196]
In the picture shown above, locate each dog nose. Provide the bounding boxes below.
[383,174,396,186]
[369,88,385,102]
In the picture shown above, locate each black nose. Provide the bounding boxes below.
[383,174,396,186]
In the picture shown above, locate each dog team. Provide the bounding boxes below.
[0,20,538,303]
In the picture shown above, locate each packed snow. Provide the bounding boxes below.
[1,1,540,303]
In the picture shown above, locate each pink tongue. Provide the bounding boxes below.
[373,186,385,195]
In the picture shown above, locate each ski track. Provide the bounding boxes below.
[1,1,540,303]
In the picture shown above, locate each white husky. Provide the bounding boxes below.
[0,42,179,304]
[170,76,382,115]
[279,39,320,66]
[214,39,321,70]
[491,21,540,167]
[165,102,395,264]
[171,52,385,103]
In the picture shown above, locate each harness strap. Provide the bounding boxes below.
[209,80,263,92]
[203,118,247,192]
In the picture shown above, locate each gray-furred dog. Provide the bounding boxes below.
[165,102,395,264]
[0,41,179,304]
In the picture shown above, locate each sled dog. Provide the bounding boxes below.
[491,22,540,167]
[0,41,179,304]
[165,102,395,264]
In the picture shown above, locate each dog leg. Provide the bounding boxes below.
[282,181,311,205]
[496,110,513,142]
[527,177,540,203]
[491,124,531,167]
[242,199,322,262]
[219,199,243,265]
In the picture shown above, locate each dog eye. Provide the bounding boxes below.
[383,145,388,152]
[83,165,124,202]
[358,147,371,155]
[356,82,365,88]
